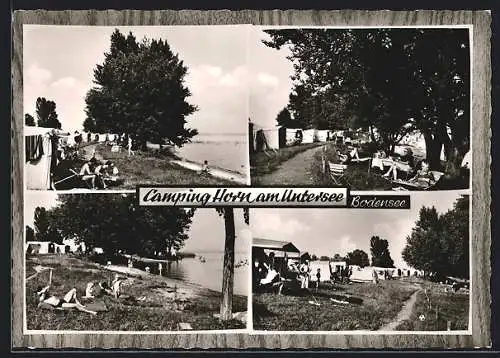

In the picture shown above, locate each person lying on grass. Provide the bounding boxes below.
[36,285,97,315]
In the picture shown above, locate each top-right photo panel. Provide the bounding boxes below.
[249,27,471,191]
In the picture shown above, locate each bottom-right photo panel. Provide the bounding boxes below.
[250,192,470,332]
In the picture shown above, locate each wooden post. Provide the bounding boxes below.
[447,321,452,331]
[220,208,236,321]
[49,269,53,285]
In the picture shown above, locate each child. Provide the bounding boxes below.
[316,268,321,290]
[200,160,210,175]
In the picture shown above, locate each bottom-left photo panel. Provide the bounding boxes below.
[23,191,250,332]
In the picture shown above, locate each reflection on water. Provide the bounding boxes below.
[134,252,249,296]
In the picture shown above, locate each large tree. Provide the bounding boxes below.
[36,97,62,129]
[216,208,249,321]
[263,28,470,167]
[345,249,370,268]
[46,194,194,256]
[85,29,198,149]
[370,236,395,268]
[402,195,469,280]
[25,114,36,126]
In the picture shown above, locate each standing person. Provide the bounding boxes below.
[315,268,321,291]
[127,136,134,156]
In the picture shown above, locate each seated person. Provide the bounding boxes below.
[79,160,97,188]
[408,160,436,186]
[200,160,210,175]
[102,161,120,185]
[36,285,97,315]
[383,149,414,181]
[94,161,110,189]
[337,147,362,164]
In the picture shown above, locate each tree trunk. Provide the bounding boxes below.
[220,208,236,321]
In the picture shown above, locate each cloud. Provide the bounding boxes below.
[251,212,310,240]
[336,236,357,257]
[257,72,279,88]
[25,63,52,85]
[51,76,79,89]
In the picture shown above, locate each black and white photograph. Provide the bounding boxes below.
[251,192,470,332]
[24,191,250,332]
[24,25,251,191]
[249,27,471,191]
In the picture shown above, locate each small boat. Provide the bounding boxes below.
[198,256,206,263]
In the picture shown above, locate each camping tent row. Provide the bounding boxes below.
[349,265,423,282]
[249,122,334,152]
[81,132,120,143]
[25,239,104,255]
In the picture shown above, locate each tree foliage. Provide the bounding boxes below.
[345,249,370,268]
[370,236,395,268]
[263,28,469,168]
[26,225,35,242]
[84,29,198,149]
[25,114,36,126]
[402,195,469,280]
[36,97,61,129]
[43,194,194,256]
[33,207,62,243]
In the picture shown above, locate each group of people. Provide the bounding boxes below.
[36,274,127,316]
[78,155,120,189]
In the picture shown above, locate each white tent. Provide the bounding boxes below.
[25,126,56,190]
[349,266,375,283]
[26,241,55,254]
[302,129,317,144]
[251,124,280,151]
[316,130,330,142]
[309,260,331,282]
[98,134,107,142]
[285,128,303,146]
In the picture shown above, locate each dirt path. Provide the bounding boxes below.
[254,145,325,185]
[378,288,421,331]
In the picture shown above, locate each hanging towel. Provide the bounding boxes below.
[25,135,44,162]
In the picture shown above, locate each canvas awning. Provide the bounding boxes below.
[252,237,300,253]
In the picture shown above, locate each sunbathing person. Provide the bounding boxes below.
[383,149,415,181]
[36,285,97,315]
[337,147,362,164]
[102,161,120,187]
[408,160,436,186]
[94,161,111,189]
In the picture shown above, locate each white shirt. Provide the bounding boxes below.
[461,150,471,169]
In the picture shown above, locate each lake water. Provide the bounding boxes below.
[136,252,249,296]
[148,133,249,176]
[177,134,249,175]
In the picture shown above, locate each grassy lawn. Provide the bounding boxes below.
[395,280,469,331]
[310,142,392,190]
[89,144,233,188]
[26,255,246,331]
[250,143,323,179]
[253,280,418,331]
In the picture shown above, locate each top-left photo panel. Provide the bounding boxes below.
[23,25,251,191]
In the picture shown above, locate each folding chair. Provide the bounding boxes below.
[328,162,348,186]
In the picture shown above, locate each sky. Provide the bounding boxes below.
[24,192,250,253]
[250,192,467,269]
[24,25,293,134]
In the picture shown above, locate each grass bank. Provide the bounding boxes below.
[250,143,323,180]
[253,280,418,331]
[26,255,246,331]
[87,144,232,188]
[395,280,469,331]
